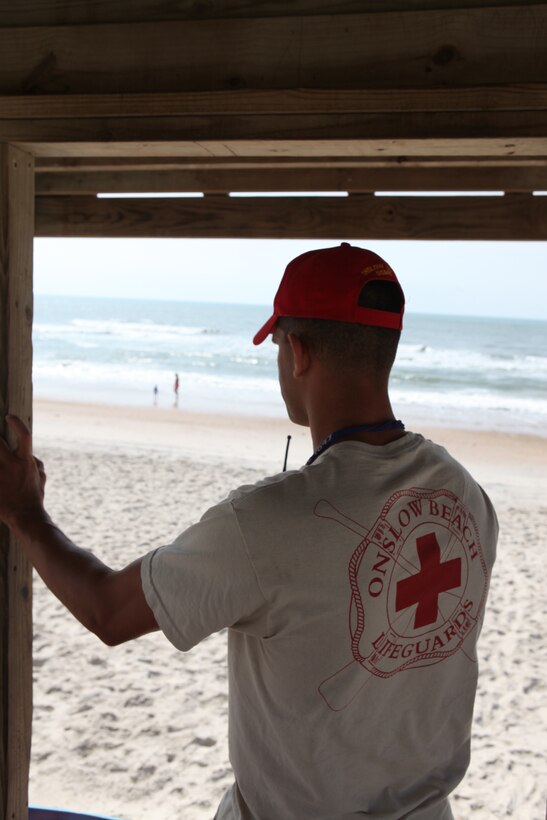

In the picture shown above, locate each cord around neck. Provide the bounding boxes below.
[307,419,405,465]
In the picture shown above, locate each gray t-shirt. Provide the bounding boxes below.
[142,433,498,820]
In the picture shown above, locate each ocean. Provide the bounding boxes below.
[33,295,547,436]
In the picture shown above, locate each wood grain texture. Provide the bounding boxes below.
[34,192,547,239]
[2,85,547,119]
[34,164,547,194]
[0,7,546,95]
[5,111,547,148]
[0,144,34,820]
[16,137,547,160]
[33,156,547,171]
[4,110,547,145]
[0,0,545,27]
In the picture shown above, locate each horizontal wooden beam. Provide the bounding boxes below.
[1,7,546,96]
[4,86,547,149]
[34,193,547,240]
[34,156,547,172]
[34,164,547,195]
[0,1,543,27]
[3,86,547,119]
[5,110,547,146]
[16,137,547,160]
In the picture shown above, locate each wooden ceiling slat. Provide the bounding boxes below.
[0,105,547,143]
[1,7,546,95]
[2,86,547,119]
[35,193,547,240]
[4,109,547,145]
[34,165,547,194]
[33,156,547,171]
[14,137,547,160]
[0,1,543,28]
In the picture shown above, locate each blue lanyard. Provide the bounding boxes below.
[307,419,405,465]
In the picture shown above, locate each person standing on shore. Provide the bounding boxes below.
[173,372,180,407]
[0,243,497,819]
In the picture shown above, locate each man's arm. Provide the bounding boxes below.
[0,415,159,646]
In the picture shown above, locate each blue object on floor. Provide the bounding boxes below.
[29,808,123,820]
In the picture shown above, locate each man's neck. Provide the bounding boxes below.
[307,386,401,452]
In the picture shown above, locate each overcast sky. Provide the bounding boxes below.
[34,238,547,321]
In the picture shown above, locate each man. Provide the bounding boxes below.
[0,243,497,819]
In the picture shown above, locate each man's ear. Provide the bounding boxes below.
[287,333,311,378]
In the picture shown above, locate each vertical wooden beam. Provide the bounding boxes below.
[0,144,34,820]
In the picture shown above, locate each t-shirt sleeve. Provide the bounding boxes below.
[141,500,267,651]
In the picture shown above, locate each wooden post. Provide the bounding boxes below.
[0,144,34,820]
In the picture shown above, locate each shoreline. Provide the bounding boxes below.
[33,397,547,505]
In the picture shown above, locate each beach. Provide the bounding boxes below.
[28,398,546,820]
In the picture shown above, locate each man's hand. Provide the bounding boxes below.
[0,415,47,531]
[0,414,158,644]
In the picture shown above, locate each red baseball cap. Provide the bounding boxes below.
[253,243,405,345]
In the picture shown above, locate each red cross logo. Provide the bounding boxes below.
[396,532,462,629]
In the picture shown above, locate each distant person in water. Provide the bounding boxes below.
[173,373,180,407]
[0,243,498,820]
[153,385,158,406]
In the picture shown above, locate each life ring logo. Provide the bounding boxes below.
[316,488,489,711]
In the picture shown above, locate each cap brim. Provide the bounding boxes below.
[253,314,277,345]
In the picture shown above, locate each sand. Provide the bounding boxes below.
[27,399,547,820]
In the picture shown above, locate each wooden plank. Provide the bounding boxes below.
[3,85,547,119]
[1,7,546,95]
[0,144,34,820]
[4,109,547,144]
[0,1,545,27]
[15,137,547,160]
[34,192,547,239]
[34,164,547,194]
[33,156,547,172]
